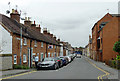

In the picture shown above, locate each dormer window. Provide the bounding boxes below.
[23,38,27,45]
[34,40,37,47]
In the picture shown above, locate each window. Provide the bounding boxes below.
[41,42,43,47]
[48,52,50,57]
[14,54,17,64]
[34,40,37,47]
[55,46,56,49]
[23,38,27,45]
[41,53,44,61]
[23,54,27,63]
[51,53,54,57]
[54,52,56,57]
[48,45,53,49]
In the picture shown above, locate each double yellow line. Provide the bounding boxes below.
[86,59,110,81]
[0,70,37,80]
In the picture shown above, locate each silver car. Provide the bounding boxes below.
[37,57,59,70]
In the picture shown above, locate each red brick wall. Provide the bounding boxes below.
[102,17,119,64]
[92,13,113,61]
[12,34,30,66]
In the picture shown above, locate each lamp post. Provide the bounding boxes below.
[20,26,22,65]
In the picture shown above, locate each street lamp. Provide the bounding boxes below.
[20,26,22,65]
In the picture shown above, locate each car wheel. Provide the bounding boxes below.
[37,67,40,70]
[53,64,57,70]
[57,64,59,69]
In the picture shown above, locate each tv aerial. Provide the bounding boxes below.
[6,2,11,14]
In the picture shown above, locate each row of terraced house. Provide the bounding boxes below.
[84,13,120,64]
[0,9,73,70]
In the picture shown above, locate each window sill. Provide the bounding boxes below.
[23,61,27,63]
[34,45,37,47]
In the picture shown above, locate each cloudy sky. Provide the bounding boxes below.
[0,0,119,47]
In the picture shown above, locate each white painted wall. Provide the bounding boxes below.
[0,24,12,54]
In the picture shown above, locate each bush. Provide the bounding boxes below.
[116,55,120,60]
[111,60,116,68]
[13,65,30,69]
[113,40,120,55]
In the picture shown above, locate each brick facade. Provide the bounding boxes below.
[92,13,120,64]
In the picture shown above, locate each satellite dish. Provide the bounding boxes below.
[6,10,10,14]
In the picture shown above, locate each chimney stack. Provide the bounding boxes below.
[36,24,41,33]
[24,17,31,27]
[53,35,56,40]
[10,9,20,23]
[47,30,50,36]
[43,28,47,35]
[58,38,60,42]
[31,20,36,30]
[50,34,53,38]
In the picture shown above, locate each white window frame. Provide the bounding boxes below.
[23,54,27,63]
[48,52,50,57]
[41,42,43,48]
[14,54,17,64]
[34,40,37,47]
[52,53,54,57]
[23,38,27,45]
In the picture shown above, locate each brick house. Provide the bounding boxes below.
[0,9,61,69]
[92,13,120,64]
[89,35,92,59]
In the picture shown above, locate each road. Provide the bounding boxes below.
[4,56,106,79]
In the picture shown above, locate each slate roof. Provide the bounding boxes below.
[0,14,59,45]
[111,14,120,17]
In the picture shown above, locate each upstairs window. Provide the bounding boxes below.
[34,40,37,47]
[41,42,43,48]
[23,38,27,45]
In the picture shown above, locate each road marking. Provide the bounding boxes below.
[0,70,37,80]
[85,58,110,81]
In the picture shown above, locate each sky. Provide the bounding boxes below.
[0,0,119,47]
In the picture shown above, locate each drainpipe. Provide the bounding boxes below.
[46,43,48,57]
[30,40,32,68]
[20,26,22,65]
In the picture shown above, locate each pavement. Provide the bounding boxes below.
[0,69,35,78]
[84,56,119,80]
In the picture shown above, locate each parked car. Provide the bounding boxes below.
[59,56,68,66]
[68,54,74,61]
[54,57,63,67]
[37,57,59,70]
[65,56,71,63]
[76,54,81,58]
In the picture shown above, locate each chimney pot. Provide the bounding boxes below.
[25,17,27,21]
[34,21,35,24]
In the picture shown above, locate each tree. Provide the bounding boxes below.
[113,40,120,55]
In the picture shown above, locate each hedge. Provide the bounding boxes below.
[13,65,29,69]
